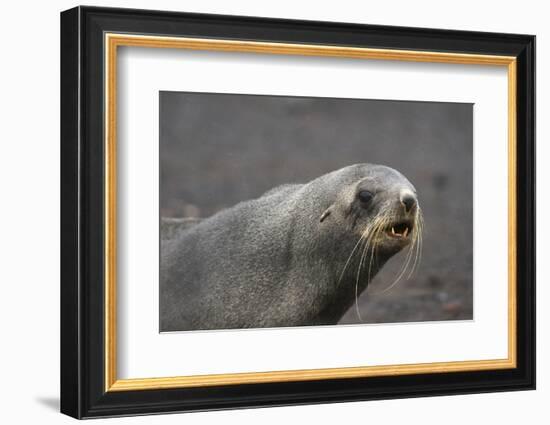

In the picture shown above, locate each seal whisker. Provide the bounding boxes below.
[374,208,422,295]
[412,210,424,276]
[407,210,422,279]
[366,215,390,281]
[365,216,388,277]
[376,238,415,295]
[355,215,387,320]
[352,218,383,320]
[409,209,424,278]
[353,219,378,320]
[337,228,370,287]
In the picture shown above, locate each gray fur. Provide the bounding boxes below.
[160,164,417,331]
[161,217,202,241]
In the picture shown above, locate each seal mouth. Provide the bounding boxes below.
[385,220,413,239]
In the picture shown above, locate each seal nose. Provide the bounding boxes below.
[400,192,416,213]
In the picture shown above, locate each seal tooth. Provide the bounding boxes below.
[391,227,395,235]
[403,227,409,238]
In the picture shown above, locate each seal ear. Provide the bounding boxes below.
[319,206,332,223]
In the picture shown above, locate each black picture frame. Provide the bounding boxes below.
[60,5,535,419]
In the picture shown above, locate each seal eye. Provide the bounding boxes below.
[357,190,374,204]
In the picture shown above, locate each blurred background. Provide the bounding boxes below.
[160,91,473,324]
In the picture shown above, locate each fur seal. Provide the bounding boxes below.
[160,164,423,331]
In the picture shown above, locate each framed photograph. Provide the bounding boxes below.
[60,6,535,419]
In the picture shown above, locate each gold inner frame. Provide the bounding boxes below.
[104,33,517,392]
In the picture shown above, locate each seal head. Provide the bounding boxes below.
[319,164,419,255]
